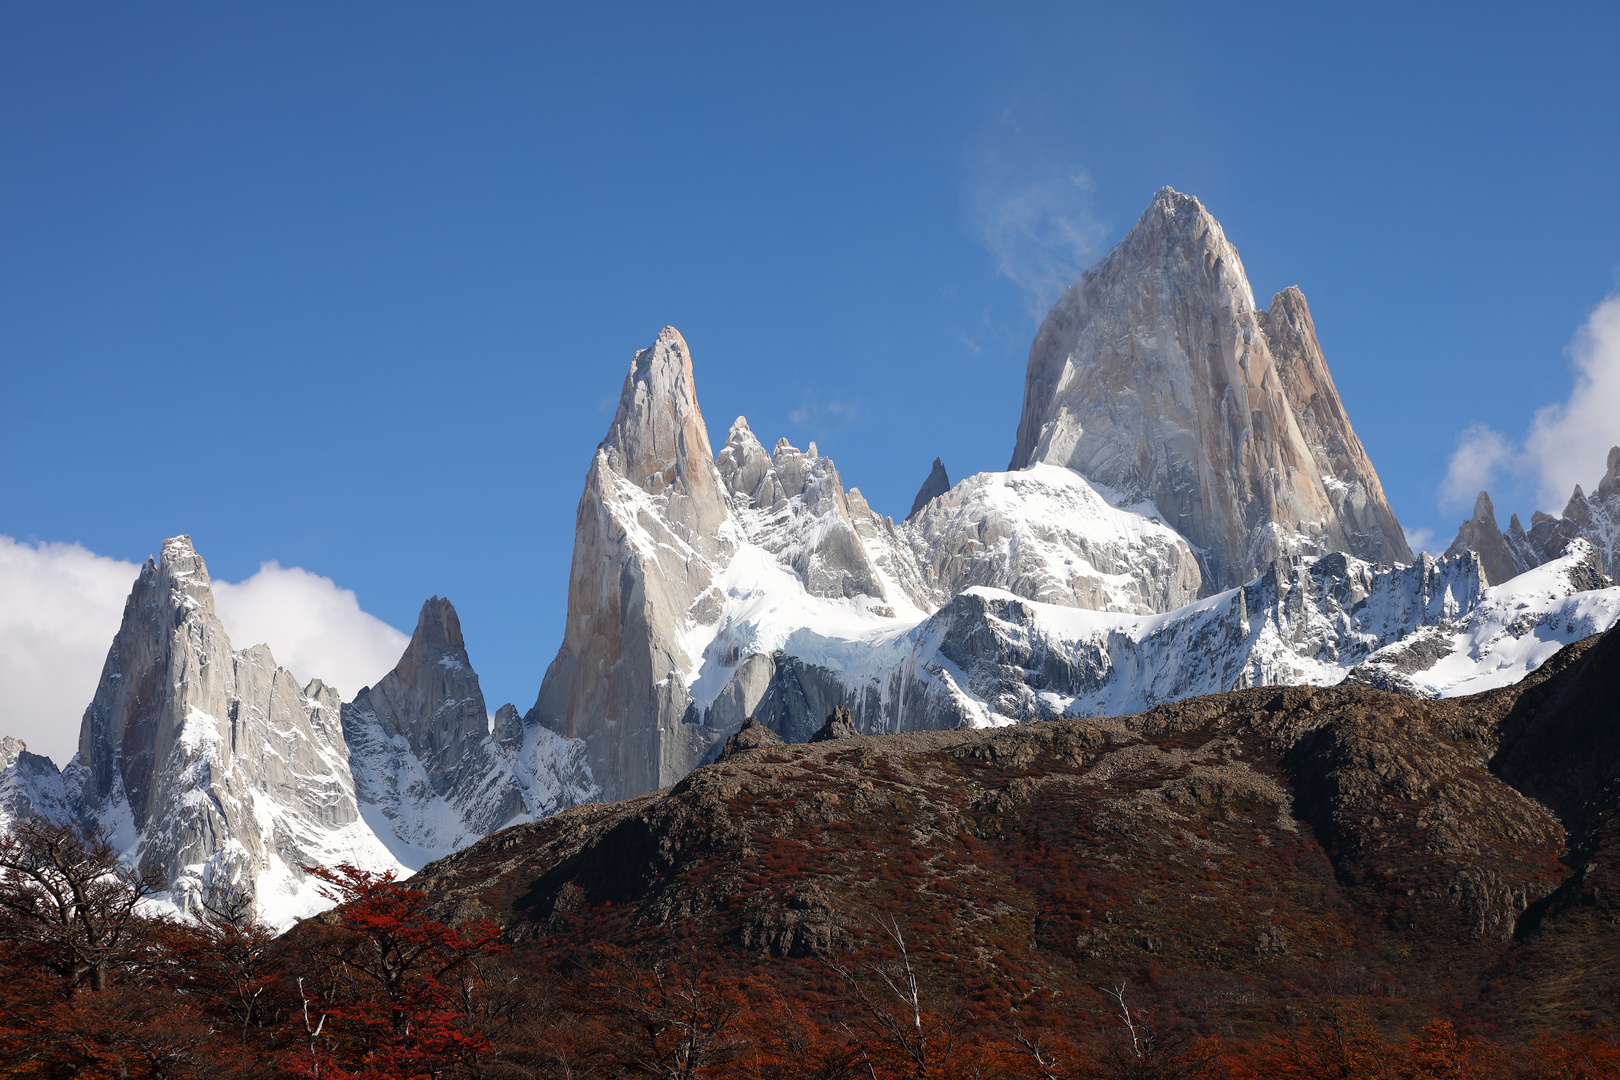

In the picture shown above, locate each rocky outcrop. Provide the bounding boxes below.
[1008,187,1412,591]
[63,536,398,919]
[529,328,740,803]
[716,718,783,762]
[906,458,951,521]
[343,597,596,861]
[809,705,859,742]
[1446,446,1620,587]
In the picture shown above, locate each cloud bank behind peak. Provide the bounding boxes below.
[0,538,406,767]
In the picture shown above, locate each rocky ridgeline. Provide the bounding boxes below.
[411,626,1620,1029]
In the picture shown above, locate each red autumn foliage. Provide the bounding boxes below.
[0,816,1617,1078]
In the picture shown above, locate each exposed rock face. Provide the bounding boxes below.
[343,597,596,862]
[1446,446,1620,586]
[1445,492,1527,585]
[716,718,782,762]
[529,328,740,803]
[64,536,397,918]
[809,705,859,742]
[906,458,951,521]
[903,463,1203,614]
[1008,188,1412,591]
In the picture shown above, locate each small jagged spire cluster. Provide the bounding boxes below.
[1445,446,1620,586]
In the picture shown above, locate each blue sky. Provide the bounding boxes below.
[4,3,1619,748]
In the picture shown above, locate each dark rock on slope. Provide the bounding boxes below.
[905,457,950,521]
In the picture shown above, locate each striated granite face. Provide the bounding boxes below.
[65,536,397,917]
[1447,447,1620,586]
[344,597,596,862]
[1008,187,1412,591]
[528,328,739,803]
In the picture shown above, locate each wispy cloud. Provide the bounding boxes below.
[965,160,1105,320]
[789,395,864,437]
[0,538,407,767]
[1402,526,1436,556]
[1440,294,1620,516]
[1440,423,1517,510]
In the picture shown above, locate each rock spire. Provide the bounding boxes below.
[906,459,951,521]
[1008,187,1412,591]
[529,327,737,802]
[1445,446,1620,586]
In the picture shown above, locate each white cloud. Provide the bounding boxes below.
[1441,295,1620,517]
[0,538,407,769]
[212,562,408,700]
[0,539,142,767]
[966,163,1105,320]
[1440,423,1516,510]
[1525,294,1620,509]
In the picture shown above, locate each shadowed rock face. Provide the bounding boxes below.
[1445,491,1528,586]
[906,458,951,521]
[528,328,738,803]
[1009,188,1412,591]
[343,598,527,848]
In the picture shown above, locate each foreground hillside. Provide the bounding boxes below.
[5,632,1619,1077]
[410,625,1620,1048]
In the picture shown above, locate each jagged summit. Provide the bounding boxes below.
[68,534,397,920]
[0,535,597,925]
[1446,446,1620,587]
[529,326,741,801]
[598,325,730,547]
[1008,187,1411,591]
[344,594,595,863]
[906,458,950,521]
[1446,492,1523,586]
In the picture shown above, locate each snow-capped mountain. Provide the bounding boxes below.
[1009,188,1411,591]
[529,188,1620,803]
[6,185,1618,920]
[0,536,594,926]
[343,596,596,866]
